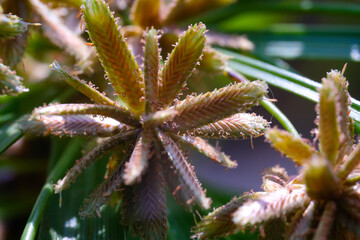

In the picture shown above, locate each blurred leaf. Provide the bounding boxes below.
[0,120,23,155]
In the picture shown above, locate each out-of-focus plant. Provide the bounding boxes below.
[193,69,360,239]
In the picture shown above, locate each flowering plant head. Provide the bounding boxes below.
[21,0,269,238]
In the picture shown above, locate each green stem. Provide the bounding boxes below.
[260,99,299,137]
[21,139,82,240]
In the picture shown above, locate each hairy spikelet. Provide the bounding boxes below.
[318,78,340,165]
[158,23,206,107]
[266,128,317,165]
[157,130,211,209]
[339,143,360,180]
[262,166,289,192]
[198,47,227,73]
[304,156,340,201]
[135,160,167,240]
[173,134,237,168]
[22,114,127,137]
[80,164,124,218]
[192,196,248,239]
[54,129,138,193]
[0,13,29,37]
[123,129,152,185]
[32,103,139,127]
[169,81,267,131]
[144,28,160,113]
[0,62,28,96]
[161,154,194,210]
[288,202,316,239]
[233,188,309,226]
[188,113,269,139]
[82,0,145,115]
[29,0,93,69]
[0,34,27,67]
[326,70,352,163]
[131,0,161,28]
[122,186,138,232]
[313,201,336,240]
[50,61,117,106]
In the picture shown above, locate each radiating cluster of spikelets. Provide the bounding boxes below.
[193,69,360,240]
[20,0,270,239]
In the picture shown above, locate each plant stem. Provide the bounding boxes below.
[260,99,299,137]
[21,139,82,240]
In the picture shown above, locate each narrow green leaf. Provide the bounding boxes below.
[265,128,317,165]
[158,23,206,107]
[0,119,23,155]
[83,0,145,115]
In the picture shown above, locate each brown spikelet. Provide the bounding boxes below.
[131,0,162,28]
[188,113,269,139]
[192,196,248,239]
[50,61,117,107]
[266,128,317,165]
[29,0,93,70]
[318,78,340,165]
[161,153,194,210]
[22,114,128,137]
[261,166,289,192]
[157,130,211,209]
[135,159,167,240]
[232,188,309,226]
[158,23,206,107]
[144,27,160,113]
[123,129,152,185]
[53,129,138,193]
[82,0,145,115]
[80,164,124,218]
[32,103,139,127]
[172,134,237,168]
[338,143,360,180]
[168,81,267,131]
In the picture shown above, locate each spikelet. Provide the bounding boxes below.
[168,81,267,131]
[232,188,309,226]
[0,62,28,96]
[134,159,167,240]
[123,128,152,185]
[161,154,195,210]
[80,164,124,218]
[188,113,269,139]
[207,32,254,52]
[338,143,360,180]
[32,103,139,127]
[304,156,340,200]
[82,0,145,115]
[158,23,206,107]
[29,0,93,70]
[261,166,289,192]
[50,61,117,106]
[265,128,317,165]
[198,47,227,73]
[287,202,316,239]
[326,70,353,163]
[0,34,27,67]
[0,13,29,37]
[157,130,211,209]
[318,78,340,165]
[22,114,127,137]
[173,134,237,168]
[131,0,162,28]
[144,28,160,113]
[54,129,138,193]
[313,201,336,240]
[192,196,249,239]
